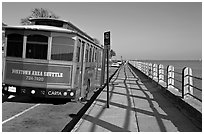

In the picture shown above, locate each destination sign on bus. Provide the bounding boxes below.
[5,62,71,85]
[12,69,63,78]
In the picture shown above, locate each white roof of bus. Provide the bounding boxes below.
[4,25,76,33]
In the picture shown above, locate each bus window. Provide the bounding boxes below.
[26,35,48,60]
[89,46,92,62]
[51,36,74,61]
[7,34,23,57]
[92,48,95,62]
[85,49,89,62]
[95,49,97,61]
[76,46,80,62]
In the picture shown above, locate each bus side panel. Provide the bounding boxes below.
[4,60,72,88]
[94,63,102,89]
[74,65,81,98]
[83,63,96,91]
[90,63,97,90]
[46,63,72,86]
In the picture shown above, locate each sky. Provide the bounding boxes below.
[2,2,202,60]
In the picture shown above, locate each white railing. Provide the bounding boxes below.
[128,60,202,102]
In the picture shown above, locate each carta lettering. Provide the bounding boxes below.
[48,91,62,96]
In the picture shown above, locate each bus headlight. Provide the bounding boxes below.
[31,90,35,94]
[4,86,8,91]
[70,92,74,96]
[63,92,67,96]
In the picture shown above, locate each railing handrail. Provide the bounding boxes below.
[186,74,202,80]
[187,83,202,92]
[174,71,182,75]
[129,60,202,103]
[174,78,182,83]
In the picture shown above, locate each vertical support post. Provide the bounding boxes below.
[149,63,151,78]
[167,65,175,89]
[182,67,193,99]
[22,36,27,59]
[182,67,185,98]
[104,31,110,108]
[153,64,158,82]
[151,63,153,79]
[157,64,159,83]
[2,37,7,82]
[100,49,106,87]
[158,64,160,83]
[166,65,169,89]
[106,47,109,108]
[158,64,164,83]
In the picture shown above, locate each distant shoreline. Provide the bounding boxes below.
[139,59,202,62]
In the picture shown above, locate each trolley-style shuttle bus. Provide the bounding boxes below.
[2,18,103,101]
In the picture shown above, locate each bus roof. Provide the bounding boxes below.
[29,18,69,25]
[4,25,75,33]
[29,18,94,42]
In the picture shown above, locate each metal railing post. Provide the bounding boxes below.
[166,65,169,89]
[181,67,185,99]
[157,64,159,83]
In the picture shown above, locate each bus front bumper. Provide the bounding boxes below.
[2,84,76,99]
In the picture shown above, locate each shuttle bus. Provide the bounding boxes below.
[2,18,103,101]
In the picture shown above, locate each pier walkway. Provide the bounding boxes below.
[72,63,201,132]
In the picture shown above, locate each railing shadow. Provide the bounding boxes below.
[78,64,200,132]
[85,65,127,131]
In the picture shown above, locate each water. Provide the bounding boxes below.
[143,60,202,78]
[140,60,202,100]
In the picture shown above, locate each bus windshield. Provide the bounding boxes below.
[7,33,23,57]
[6,30,75,61]
[26,34,48,60]
[51,36,74,61]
